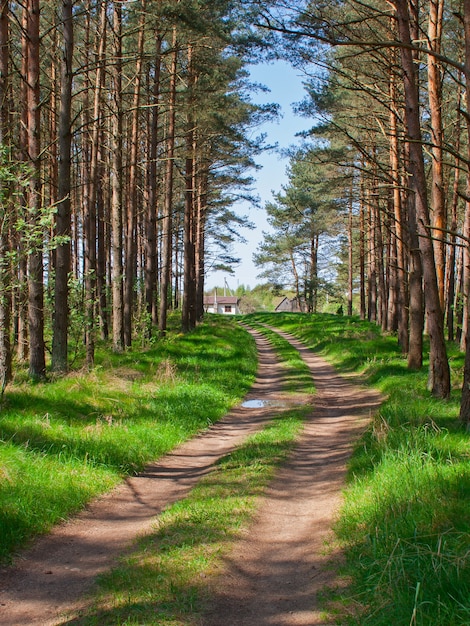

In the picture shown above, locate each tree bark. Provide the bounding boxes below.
[124,0,146,347]
[159,28,178,336]
[347,178,354,316]
[359,176,366,320]
[195,167,208,322]
[84,0,107,367]
[0,0,12,392]
[389,69,409,352]
[145,33,163,332]
[394,0,450,398]
[26,0,46,380]
[367,183,377,322]
[111,0,124,352]
[459,0,470,424]
[427,0,446,310]
[182,44,197,332]
[447,105,461,342]
[52,0,73,373]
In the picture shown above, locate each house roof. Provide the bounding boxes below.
[203,295,239,305]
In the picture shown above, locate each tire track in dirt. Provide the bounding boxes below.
[202,328,383,626]
[0,327,305,626]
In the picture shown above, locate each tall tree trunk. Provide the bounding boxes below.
[0,0,11,392]
[427,0,446,310]
[394,0,450,398]
[159,28,178,336]
[145,34,163,331]
[359,177,366,320]
[390,71,409,352]
[52,0,73,373]
[26,0,46,380]
[367,184,377,322]
[96,155,109,341]
[447,103,462,342]
[310,233,319,313]
[111,0,124,352]
[375,199,387,330]
[16,7,29,363]
[459,0,470,424]
[84,0,107,367]
[347,177,354,316]
[124,0,146,346]
[182,44,197,332]
[195,167,208,322]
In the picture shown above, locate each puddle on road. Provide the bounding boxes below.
[242,399,267,408]
[242,398,289,409]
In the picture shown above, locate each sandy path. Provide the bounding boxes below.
[0,326,382,626]
[202,330,383,625]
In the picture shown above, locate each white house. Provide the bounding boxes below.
[203,295,240,315]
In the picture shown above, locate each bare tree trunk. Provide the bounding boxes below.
[390,71,409,352]
[124,0,146,346]
[310,233,319,313]
[182,44,197,332]
[395,0,450,398]
[406,168,424,370]
[84,0,107,367]
[347,177,354,316]
[375,199,387,330]
[367,184,377,322]
[359,175,366,319]
[96,155,109,341]
[459,0,470,424]
[145,34,163,331]
[0,0,11,392]
[159,28,178,336]
[111,1,123,352]
[447,105,461,342]
[52,0,73,373]
[26,0,46,380]
[427,0,446,310]
[195,168,208,322]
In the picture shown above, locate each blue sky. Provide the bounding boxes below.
[206,60,312,291]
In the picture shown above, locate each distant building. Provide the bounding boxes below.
[203,295,240,315]
[274,296,307,313]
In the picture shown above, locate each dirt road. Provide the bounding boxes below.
[0,327,382,626]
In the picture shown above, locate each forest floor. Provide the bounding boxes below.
[0,327,382,626]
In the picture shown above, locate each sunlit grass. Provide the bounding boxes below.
[64,407,308,625]
[242,312,469,626]
[0,317,257,563]
[45,320,314,625]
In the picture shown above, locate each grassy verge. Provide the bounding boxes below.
[0,317,257,564]
[242,312,470,626]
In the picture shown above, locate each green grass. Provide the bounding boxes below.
[4,310,469,625]
[65,408,308,625]
[0,317,257,563]
[240,321,316,395]
[57,320,314,625]
[241,312,470,626]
